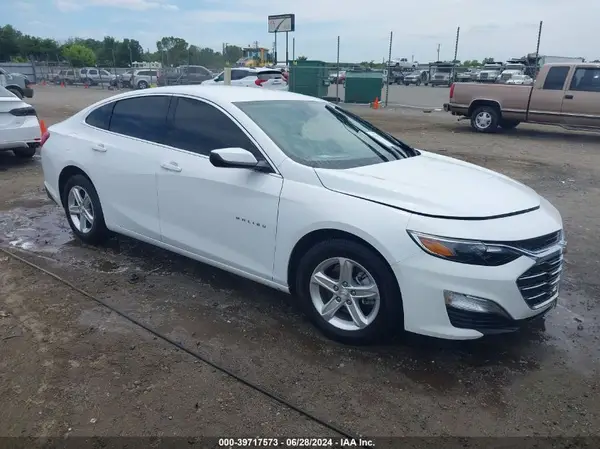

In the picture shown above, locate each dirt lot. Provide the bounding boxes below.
[0,86,599,439]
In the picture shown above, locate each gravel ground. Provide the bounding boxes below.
[0,86,598,439]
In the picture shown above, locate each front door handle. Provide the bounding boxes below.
[91,143,107,152]
[564,94,574,100]
[160,161,182,172]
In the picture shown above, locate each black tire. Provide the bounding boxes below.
[295,239,403,345]
[416,80,421,86]
[137,80,149,89]
[7,87,23,99]
[499,119,521,130]
[61,174,109,245]
[470,105,500,133]
[13,147,36,158]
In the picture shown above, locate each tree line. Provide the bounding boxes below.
[0,24,246,68]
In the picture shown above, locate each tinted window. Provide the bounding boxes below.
[109,96,170,143]
[198,67,211,76]
[232,69,250,80]
[85,102,115,130]
[89,69,98,75]
[569,67,600,92]
[138,71,149,76]
[542,66,569,90]
[165,97,258,157]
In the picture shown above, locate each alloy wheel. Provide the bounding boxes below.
[475,111,492,130]
[67,186,95,234]
[309,257,381,331]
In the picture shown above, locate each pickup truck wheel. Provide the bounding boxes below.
[471,106,500,133]
[499,119,521,130]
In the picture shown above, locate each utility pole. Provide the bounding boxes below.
[437,44,441,61]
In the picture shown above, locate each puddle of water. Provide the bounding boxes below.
[0,205,74,253]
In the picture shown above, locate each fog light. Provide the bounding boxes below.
[443,290,510,317]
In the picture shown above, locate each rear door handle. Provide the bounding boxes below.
[564,94,574,100]
[160,161,182,172]
[91,143,107,152]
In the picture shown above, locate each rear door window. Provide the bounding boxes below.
[542,66,569,90]
[232,69,251,80]
[109,95,171,143]
[85,102,115,130]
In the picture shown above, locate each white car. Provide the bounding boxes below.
[0,85,42,158]
[506,74,534,85]
[41,86,565,344]
[202,68,288,91]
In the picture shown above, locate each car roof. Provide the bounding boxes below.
[93,85,325,105]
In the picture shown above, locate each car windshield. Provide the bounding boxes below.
[234,100,417,169]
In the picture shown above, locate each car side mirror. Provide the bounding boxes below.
[209,147,263,169]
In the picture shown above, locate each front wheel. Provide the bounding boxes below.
[471,106,500,133]
[62,174,109,245]
[295,239,403,344]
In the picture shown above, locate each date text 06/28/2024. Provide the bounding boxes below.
[217,437,376,447]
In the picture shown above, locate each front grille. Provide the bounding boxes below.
[517,252,563,308]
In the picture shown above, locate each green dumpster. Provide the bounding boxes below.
[344,71,383,104]
[288,60,330,98]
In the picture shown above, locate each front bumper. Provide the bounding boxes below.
[392,248,562,340]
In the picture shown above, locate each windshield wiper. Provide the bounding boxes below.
[330,105,419,157]
[325,105,401,161]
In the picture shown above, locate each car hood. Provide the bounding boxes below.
[314,151,541,219]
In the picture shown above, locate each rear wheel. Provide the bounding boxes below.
[13,146,36,158]
[471,106,500,133]
[7,87,23,99]
[137,80,149,89]
[499,119,521,130]
[62,174,109,245]
[295,239,403,344]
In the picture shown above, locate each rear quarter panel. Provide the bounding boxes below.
[451,83,532,120]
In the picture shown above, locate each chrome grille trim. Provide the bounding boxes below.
[517,252,563,309]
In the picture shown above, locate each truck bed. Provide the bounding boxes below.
[448,83,532,117]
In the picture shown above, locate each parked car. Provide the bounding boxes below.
[78,68,116,86]
[329,71,346,84]
[41,86,565,343]
[444,62,600,133]
[131,69,159,89]
[53,69,78,85]
[505,74,534,85]
[382,69,403,85]
[403,70,429,86]
[0,67,34,99]
[157,65,213,86]
[0,85,42,158]
[110,70,133,88]
[202,68,288,91]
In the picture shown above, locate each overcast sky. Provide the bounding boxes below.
[7,0,599,62]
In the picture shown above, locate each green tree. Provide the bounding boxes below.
[297,55,308,61]
[62,44,96,67]
[0,25,22,61]
[482,57,495,64]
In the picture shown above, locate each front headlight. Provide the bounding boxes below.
[407,231,521,266]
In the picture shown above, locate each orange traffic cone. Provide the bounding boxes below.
[39,119,48,135]
[373,97,380,109]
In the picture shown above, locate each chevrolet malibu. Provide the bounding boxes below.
[41,86,566,344]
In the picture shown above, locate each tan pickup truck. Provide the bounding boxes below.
[443,63,600,133]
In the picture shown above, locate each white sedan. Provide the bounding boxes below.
[0,85,42,158]
[202,67,288,91]
[41,86,565,344]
